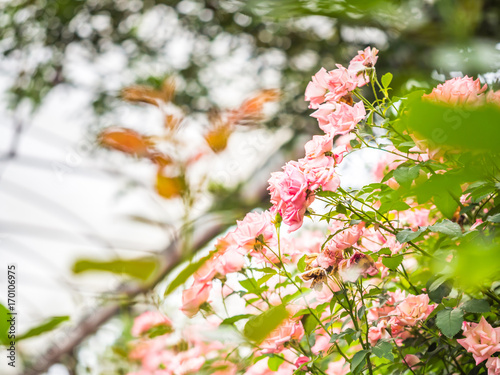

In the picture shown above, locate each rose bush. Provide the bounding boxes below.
[125,47,500,375]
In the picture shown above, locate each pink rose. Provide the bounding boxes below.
[304,134,333,159]
[299,155,340,192]
[295,356,309,370]
[131,311,172,337]
[180,281,212,318]
[326,358,349,375]
[389,294,436,327]
[234,210,275,250]
[268,161,314,232]
[261,320,305,353]
[348,47,379,87]
[215,246,246,275]
[368,321,390,345]
[457,317,500,365]
[424,76,487,105]
[487,357,500,375]
[325,65,358,103]
[327,223,364,251]
[325,101,366,135]
[305,67,331,109]
[404,354,420,369]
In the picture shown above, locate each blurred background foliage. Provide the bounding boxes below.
[2,0,500,136]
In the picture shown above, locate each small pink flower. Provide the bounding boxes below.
[457,317,500,365]
[304,134,333,159]
[180,281,212,318]
[487,357,500,375]
[268,161,314,232]
[424,76,487,105]
[368,321,390,345]
[389,294,436,327]
[299,155,340,192]
[131,311,172,337]
[325,65,358,103]
[404,354,420,369]
[234,210,275,250]
[305,67,331,109]
[327,223,364,251]
[326,358,349,375]
[348,47,379,87]
[312,102,366,136]
[295,356,309,370]
[261,320,305,354]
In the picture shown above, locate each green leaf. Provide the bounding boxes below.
[430,220,462,237]
[243,305,289,344]
[396,227,426,243]
[435,308,464,338]
[351,350,369,374]
[221,314,254,325]
[146,324,173,338]
[487,213,500,223]
[461,299,490,313]
[372,341,394,361]
[268,355,284,371]
[73,257,157,282]
[381,73,393,88]
[164,252,214,296]
[297,255,307,273]
[382,254,403,270]
[427,277,452,303]
[17,316,69,341]
[0,304,9,345]
[301,314,318,336]
[393,165,420,188]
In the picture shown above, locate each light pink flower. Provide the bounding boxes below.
[305,67,331,109]
[368,321,390,346]
[234,210,275,250]
[404,354,420,369]
[389,294,436,327]
[424,76,487,105]
[131,311,172,337]
[304,134,334,159]
[487,357,500,375]
[299,155,340,192]
[326,358,349,375]
[261,320,305,354]
[295,356,309,370]
[180,281,212,318]
[457,317,500,365]
[312,102,366,136]
[327,223,364,251]
[325,65,358,103]
[268,161,314,232]
[348,47,379,87]
[215,246,246,275]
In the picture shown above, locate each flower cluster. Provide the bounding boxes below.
[124,48,500,375]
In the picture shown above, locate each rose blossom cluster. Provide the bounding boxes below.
[266,48,377,232]
[305,47,376,136]
[268,135,348,232]
[181,210,276,317]
[367,291,436,346]
[128,313,237,375]
[458,317,500,374]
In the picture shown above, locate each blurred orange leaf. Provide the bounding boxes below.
[155,173,185,199]
[99,127,152,156]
